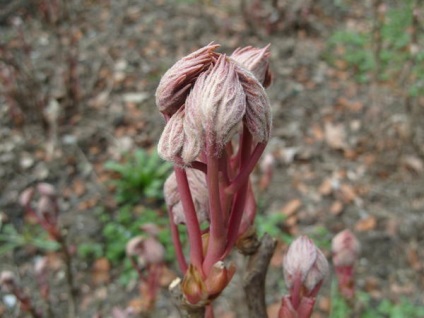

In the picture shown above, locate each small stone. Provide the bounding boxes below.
[20,153,34,169]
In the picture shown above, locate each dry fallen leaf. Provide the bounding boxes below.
[339,184,357,203]
[281,199,302,217]
[318,178,333,196]
[337,97,364,112]
[92,258,110,285]
[310,124,325,141]
[330,201,344,215]
[355,216,377,232]
[402,155,424,174]
[407,244,421,271]
[325,122,347,150]
[318,296,331,313]
[364,276,382,298]
[78,197,99,211]
[72,178,86,197]
[270,242,286,268]
[159,267,177,287]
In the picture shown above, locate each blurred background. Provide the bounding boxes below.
[1,0,424,317]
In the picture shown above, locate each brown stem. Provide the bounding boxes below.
[243,233,277,318]
[57,234,77,318]
[13,287,41,318]
[372,0,383,80]
[169,278,206,318]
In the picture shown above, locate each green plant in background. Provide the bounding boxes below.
[94,148,177,285]
[327,30,375,82]
[77,242,103,260]
[308,225,332,250]
[330,279,424,318]
[0,222,59,256]
[98,206,178,264]
[104,149,172,204]
[88,205,186,285]
[256,212,292,244]
[326,0,424,95]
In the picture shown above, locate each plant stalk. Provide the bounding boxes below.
[174,167,204,270]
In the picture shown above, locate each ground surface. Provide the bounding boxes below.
[1,0,424,317]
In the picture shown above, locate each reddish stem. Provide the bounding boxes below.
[223,126,252,254]
[173,158,208,174]
[203,143,227,274]
[206,304,215,318]
[168,207,188,272]
[291,274,302,309]
[219,152,232,222]
[225,142,267,194]
[174,167,203,270]
[237,184,257,236]
[130,257,146,282]
[224,183,249,256]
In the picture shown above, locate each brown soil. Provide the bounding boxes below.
[1,0,424,317]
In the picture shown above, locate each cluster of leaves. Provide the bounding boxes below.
[94,206,183,285]
[79,148,177,285]
[326,0,424,96]
[104,149,172,204]
[0,222,59,256]
[256,212,294,245]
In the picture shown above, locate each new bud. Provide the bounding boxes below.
[283,236,329,296]
[164,169,209,224]
[332,229,360,299]
[332,229,360,267]
[158,107,187,162]
[181,265,208,305]
[0,271,16,292]
[126,236,165,267]
[156,43,220,116]
[236,66,272,143]
[37,195,58,224]
[231,45,272,87]
[278,296,315,318]
[204,261,235,299]
[34,257,49,277]
[140,223,161,237]
[185,54,246,151]
[19,187,34,207]
[36,183,57,197]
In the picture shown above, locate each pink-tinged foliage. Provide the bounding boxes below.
[236,66,272,143]
[283,236,319,289]
[181,265,208,306]
[36,195,58,224]
[278,296,315,318]
[283,236,328,294]
[158,106,186,162]
[231,44,272,87]
[19,187,35,207]
[126,236,165,267]
[156,43,220,116]
[332,229,360,298]
[0,271,16,292]
[185,55,246,151]
[164,169,209,225]
[281,236,328,318]
[204,261,235,299]
[157,43,274,312]
[332,229,360,267]
[36,183,57,197]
